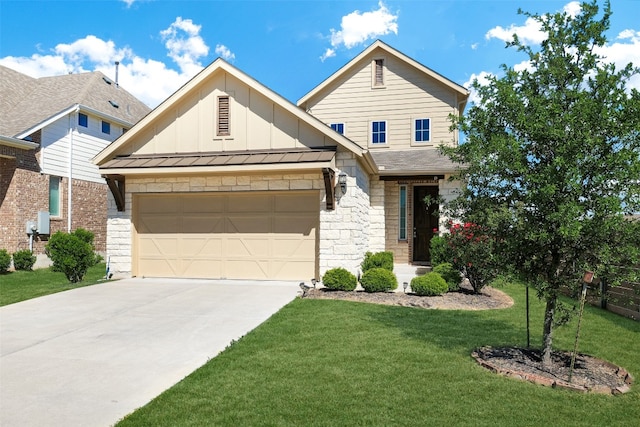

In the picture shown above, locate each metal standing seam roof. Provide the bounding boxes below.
[99,148,337,170]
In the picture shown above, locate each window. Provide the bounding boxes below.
[371,121,386,144]
[78,113,88,127]
[49,176,61,217]
[414,118,431,142]
[101,120,110,134]
[399,185,407,240]
[374,58,384,86]
[330,123,344,134]
[217,96,230,136]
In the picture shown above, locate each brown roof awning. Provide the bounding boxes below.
[100,147,336,170]
[370,149,465,175]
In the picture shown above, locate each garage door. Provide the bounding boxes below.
[134,191,318,280]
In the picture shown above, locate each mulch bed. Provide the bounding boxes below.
[472,346,633,395]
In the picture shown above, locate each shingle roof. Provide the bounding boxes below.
[0,65,151,137]
[370,149,463,175]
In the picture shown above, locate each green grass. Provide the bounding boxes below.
[117,282,640,427]
[0,263,108,306]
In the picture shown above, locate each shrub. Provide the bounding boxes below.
[432,263,461,291]
[322,267,357,291]
[45,231,95,283]
[72,228,95,247]
[360,267,398,293]
[361,251,394,273]
[0,249,10,273]
[12,249,36,271]
[430,235,453,265]
[446,222,501,294]
[410,272,448,296]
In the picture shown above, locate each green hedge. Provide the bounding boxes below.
[432,263,461,291]
[360,267,398,293]
[0,249,10,273]
[322,268,357,291]
[12,250,36,271]
[361,251,394,273]
[411,272,448,296]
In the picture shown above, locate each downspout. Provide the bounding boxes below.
[67,105,79,232]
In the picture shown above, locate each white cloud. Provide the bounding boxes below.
[121,0,136,8]
[485,1,583,46]
[0,17,214,107]
[485,16,545,45]
[215,44,236,62]
[470,43,479,50]
[160,17,209,76]
[598,29,640,90]
[322,1,398,59]
[463,71,494,106]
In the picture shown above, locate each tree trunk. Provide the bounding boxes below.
[541,294,557,368]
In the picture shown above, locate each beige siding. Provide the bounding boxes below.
[124,70,335,156]
[305,53,460,149]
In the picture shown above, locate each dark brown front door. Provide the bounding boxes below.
[413,186,439,263]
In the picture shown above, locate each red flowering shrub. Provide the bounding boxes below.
[446,222,500,294]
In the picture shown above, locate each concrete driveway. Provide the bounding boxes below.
[0,278,300,427]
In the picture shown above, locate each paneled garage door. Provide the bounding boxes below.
[134,191,318,280]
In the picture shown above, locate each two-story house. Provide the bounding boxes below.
[0,66,150,261]
[93,40,468,280]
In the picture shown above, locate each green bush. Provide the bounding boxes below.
[410,272,448,296]
[361,251,394,273]
[322,268,357,291]
[45,231,95,283]
[72,228,95,247]
[12,249,36,271]
[360,267,398,293]
[0,249,10,273]
[429,235,452,265]
[432,263,461,291]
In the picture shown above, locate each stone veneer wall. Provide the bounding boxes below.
[105,153,382,279]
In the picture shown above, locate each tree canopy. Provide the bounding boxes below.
[444,0,640,366]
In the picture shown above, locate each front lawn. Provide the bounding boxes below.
[117,282,640,426]
[0,263,108,306]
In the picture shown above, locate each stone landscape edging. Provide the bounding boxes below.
[471,346,634,395]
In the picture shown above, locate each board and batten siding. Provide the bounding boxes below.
[41,113,124,184]
[125,70,336,157]
[305,54,461,149]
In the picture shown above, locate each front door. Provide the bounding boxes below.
[413,186,439,263]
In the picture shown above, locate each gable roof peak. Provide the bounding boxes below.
[297,40,469,108]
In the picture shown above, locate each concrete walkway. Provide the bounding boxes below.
[0,278,300,427]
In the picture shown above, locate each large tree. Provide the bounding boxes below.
[445,0,640,367]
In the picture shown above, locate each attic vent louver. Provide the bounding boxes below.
[109,100,119,108]
[102,76,112,85]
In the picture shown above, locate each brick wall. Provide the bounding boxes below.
[0,144,107,254]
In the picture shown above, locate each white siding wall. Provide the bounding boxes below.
[305,55,459,149]
[41,112,125,183]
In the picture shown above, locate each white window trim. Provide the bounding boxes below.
[369,120,388,147]
[411,117,432,146]
[399,185,407,240]
[371,56,386,89]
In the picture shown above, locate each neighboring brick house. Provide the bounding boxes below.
[0,65,150,260]
[93,40,469,280]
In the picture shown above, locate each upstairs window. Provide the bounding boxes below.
[101,120,111,134]
[373,59,385,86]
[371,121,386,144]
[414,118,431,143]
[78,113,88,127]
[330,123,344,135]
[217,96,230,136]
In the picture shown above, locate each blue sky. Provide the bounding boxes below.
[1,0,639,107]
